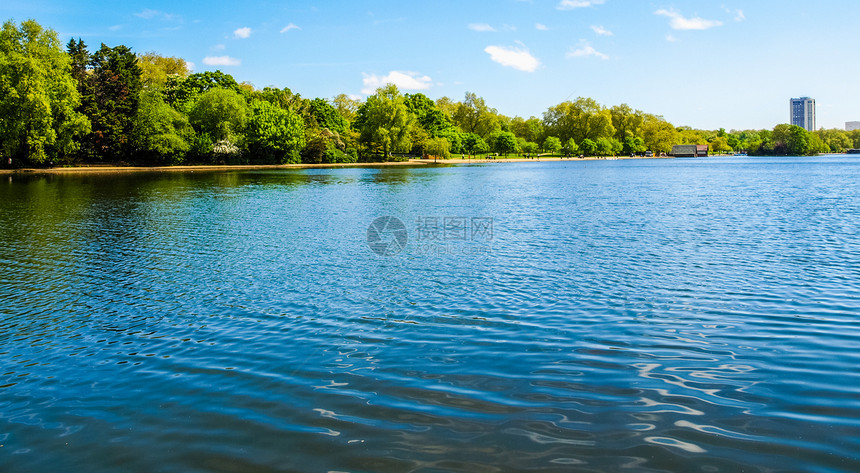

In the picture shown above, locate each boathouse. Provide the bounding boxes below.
[671,144,709,158]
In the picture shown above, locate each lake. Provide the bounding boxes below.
[2,157,859,472]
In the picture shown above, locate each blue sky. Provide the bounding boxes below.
[4,0,859,130]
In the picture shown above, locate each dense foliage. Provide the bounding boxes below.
[2,19,858,167]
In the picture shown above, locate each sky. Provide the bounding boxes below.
[4,0,859,130]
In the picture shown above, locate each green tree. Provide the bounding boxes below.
[521,141,539,155]
[640,114,678,154]
[595,137,622,156]
[188,87,249,146]
[709,136,731,154]
[405,92,456,137]
[166,70,243,108]
[138,52,189,89]
[425,136,451,159]
[354,84,414,159]
[66,37,89,88]
[623,136,646,154]
[850,130,860,149]
[543,97,615,144]
[132,89,192,163]
[817,129,852,153]
[245,99,305,163]
[453,92,499,138]
[610,104,644,143]
[511,116,545,143]
[563,138,579,155]
[0,19,90,165]
[308,98,348,135]
[542,136,562,154]
[579,139,597,156]
[332,93,360,123]
[772,124,812,155]
[492,131,518,156]
[81,43,143,159]
[462,132,488,155]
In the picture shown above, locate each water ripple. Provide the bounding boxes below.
[2,159,860,472]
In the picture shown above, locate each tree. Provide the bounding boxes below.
[817,129,852,153]
[425,136,451,159]
[595,137,622,156]
[245,99,305,163]
[610,104,644,143]
[462,132,488,155]
[520,140,539,155]
[166,70,243,108]
[66,37,89,88]
[850,130,860,149]
[405,92,456,137]
[542,136,562,154]
[623,136,646,154]
[709,136,731,154]
[132,90,192,163]
[580,138,597,156]
[543,97,615,144]
[492,131,518,156]
[511,116,545,143]
[564,138,579,155]
[772,124,812,155]
[640,114,678,154]
[354,84,414,159]
[453,92,499,138]
[0,19,90,165]
[188,87,249,145]
[308,98,348,135]
[138,52,189,89]
[332,93,360,123]
[82,43,143,159]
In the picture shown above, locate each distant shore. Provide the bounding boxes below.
[0,154,674,174]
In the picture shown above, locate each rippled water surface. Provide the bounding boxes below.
[2,157,860,472]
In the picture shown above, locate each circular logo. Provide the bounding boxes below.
[367,216,408,256]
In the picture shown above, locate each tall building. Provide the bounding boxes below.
[847,121,860,132]
[790,97,816,131]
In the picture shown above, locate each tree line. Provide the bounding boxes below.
[2,19,859,168]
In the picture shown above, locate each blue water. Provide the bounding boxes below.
[1,157,859,472]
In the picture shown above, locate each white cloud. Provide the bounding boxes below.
[666,34,678,42]
[212,44,226,51]
[557,0,605,10]
[135,9,160,20]
[655,9,723,30]
[468,23,496,32]
[484,44,540,72]
[361,71,433,94]
[109,24,123,31]
[135,9,179,22]
[233,27,252,39]
[185,61,195,72]
[535,23,549,31]
[203,56,241,66]
[734,9,745,21]
[591,25,613,36]
[566,42,609,60]
[280,23,301,33]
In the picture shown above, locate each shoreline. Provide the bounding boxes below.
[0,160,432,175]
[0,155,673,175]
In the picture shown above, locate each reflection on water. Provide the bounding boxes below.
[2,158,860,472]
